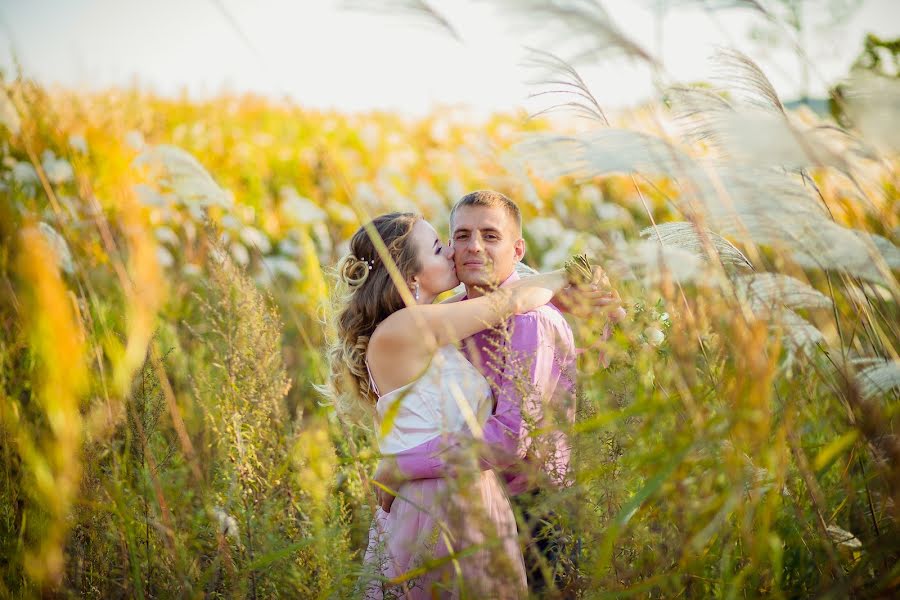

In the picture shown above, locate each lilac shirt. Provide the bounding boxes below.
[393,271,576,495]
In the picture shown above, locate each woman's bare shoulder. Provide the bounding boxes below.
[369,308,412,350]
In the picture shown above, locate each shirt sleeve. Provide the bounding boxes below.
[393,311,574,483]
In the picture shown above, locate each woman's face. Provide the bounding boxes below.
[409,219,457,303]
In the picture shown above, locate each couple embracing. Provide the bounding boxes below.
[327,191,621,598]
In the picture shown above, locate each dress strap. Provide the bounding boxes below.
[364,357,381,397]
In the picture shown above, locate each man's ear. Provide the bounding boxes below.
[514,237,526,262]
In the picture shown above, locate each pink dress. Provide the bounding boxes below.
[361,346,527,599]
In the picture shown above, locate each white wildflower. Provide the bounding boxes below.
[826,524,862,550]
[594,202,630,223]
[644,326,665,347]
[354,182,379,209]
[154,226,179,246]
[263,256,302,280]
[213,508,240,541]
[156,247,174,268]
[239,226,272,254]
[430,119,450,143]
[580,184,602,204]
[11,161,39,185]
[359,122,380,151]
[230,241,250,266]
[527,217,567,246]
[134,183,169,207]
[332,203,357,225]
[125,130,145,151]
[280,186,326,224]
[38,222,74,274]
[219,214,240,231]
[68,134,88,154]
[279,237,301,258]
[41,151,74,185]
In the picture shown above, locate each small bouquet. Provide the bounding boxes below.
[564,253,594,287]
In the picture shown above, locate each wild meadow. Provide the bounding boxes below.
[1,2,898,598]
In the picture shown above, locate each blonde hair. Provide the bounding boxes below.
[449,190,522,234]
[324,212,422,422]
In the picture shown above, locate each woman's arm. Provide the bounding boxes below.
[374,271,567,352]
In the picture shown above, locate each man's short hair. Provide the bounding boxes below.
[449,190,522,234]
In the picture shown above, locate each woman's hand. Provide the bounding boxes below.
[372,457,404,513]
[554,266,625,321]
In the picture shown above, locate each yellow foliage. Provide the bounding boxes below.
[14,224,88,587]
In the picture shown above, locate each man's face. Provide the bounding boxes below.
[450,205,524,293]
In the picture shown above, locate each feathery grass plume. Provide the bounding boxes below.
[639,221,754,271]
[711,111,852,171]
[36,222,74,275]
[12,224,88,588]
[713,47,785,113]
[669,51,853,171]
[515,128,693,180]
[734,273,833,311]
[489,0,657,67]
[523,47,610,123]
[732,273,832,356]
[842,71,900,153]
[340,0,460,40]
[134,144,231,207]
[854,359,900,401]
[768,307,825,353]
[669,165,899,282]
[623,238,707,285]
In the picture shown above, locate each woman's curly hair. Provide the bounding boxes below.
[324,212,422,423]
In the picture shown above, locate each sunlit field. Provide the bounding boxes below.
[2,4,899,598]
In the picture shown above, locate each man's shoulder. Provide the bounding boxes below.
[517,302,571,328]
[512,303,574,343]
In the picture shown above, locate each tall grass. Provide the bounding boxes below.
[0,5,898,595]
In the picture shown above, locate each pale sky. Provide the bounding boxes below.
[1,1,897,115]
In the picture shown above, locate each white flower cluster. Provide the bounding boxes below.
[212,508,240,541]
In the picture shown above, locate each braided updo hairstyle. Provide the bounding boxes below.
[326,212,422,422]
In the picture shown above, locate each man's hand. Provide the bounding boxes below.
[372,457,404,513]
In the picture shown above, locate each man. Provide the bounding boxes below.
[374,190,619,593]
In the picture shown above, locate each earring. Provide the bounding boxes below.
[414,282,420,302]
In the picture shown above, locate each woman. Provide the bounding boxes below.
[327,212,567,598]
